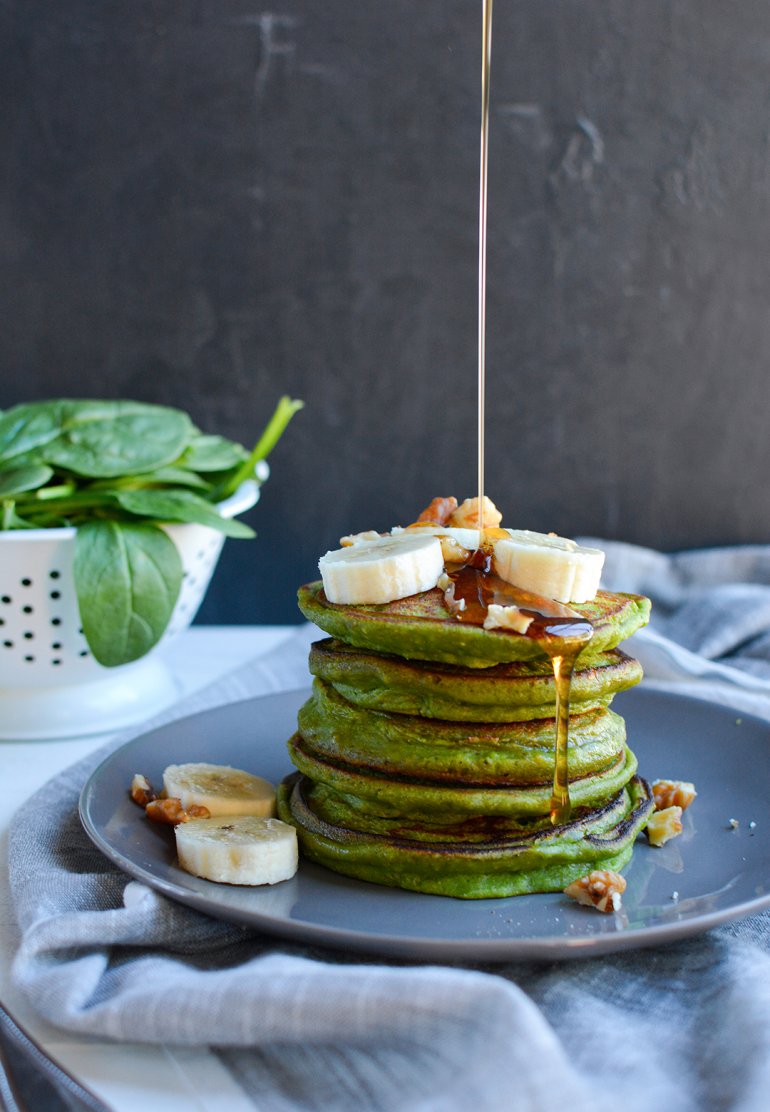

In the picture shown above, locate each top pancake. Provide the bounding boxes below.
[298,581,651,668]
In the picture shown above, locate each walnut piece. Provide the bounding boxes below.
[145,797,211,825]
[652,779,697,812]
[130,773,156,808]
[440,535,473,563]
[438,571,465,616]
[448,495,503,530]
[414,496,458,526]
[646,806,683,846]
[186,803,211,818]
[564,869,627,913]
[483,604,534,635]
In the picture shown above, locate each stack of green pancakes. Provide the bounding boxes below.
[276,583,654,898]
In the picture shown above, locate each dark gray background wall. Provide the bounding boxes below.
[2,2,769,623]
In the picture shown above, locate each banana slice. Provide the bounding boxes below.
[393,524,480,546]
[493,530,605,604]
[174,816,298,885]
[162,762,276,817]
[391,524,481,564]
[319,534,444,604]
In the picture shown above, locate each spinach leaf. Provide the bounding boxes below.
[137,466,213,491]
[115,488,255,537]
[0,401,69,465]
[181,434,247,472]
[0,464,55,497]
[88,467,213,492]
[74,521,183,667]
[43,400,194,477]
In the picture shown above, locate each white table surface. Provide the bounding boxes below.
[0,624,296,1112]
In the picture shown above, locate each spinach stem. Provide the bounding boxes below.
[33,482,78,501]
[16,492,116,518]
[217,396,303,499]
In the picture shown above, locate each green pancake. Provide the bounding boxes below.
[298,582,650,668]
[293,776,623,842]
[277,772,654,898]
[287,731,638,820]
[299,678,626,785]
[309,637,643,721]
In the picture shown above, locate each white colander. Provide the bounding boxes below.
[0,480,260,738]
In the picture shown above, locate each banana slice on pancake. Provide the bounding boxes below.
[494,531,604,604]
[162,762,276,817]
[174,816,298,885]
[319,534,444,604]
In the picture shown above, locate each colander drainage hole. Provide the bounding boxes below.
[24,655,34,663]
[22,605,33,614]
[49,570,60,579]
[51,618,62,627]
[3,640,12,648]
[23,632,33,640]
[1,596,11,605]
[50,590,61,600]
[20,578,32,587]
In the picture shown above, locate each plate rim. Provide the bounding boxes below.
[79,686,770,962]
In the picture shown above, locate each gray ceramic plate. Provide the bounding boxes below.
[79,687,770,961]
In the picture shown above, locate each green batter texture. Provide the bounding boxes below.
[281,578,653,898]
[298,581,650,668]
[309,637,643,721]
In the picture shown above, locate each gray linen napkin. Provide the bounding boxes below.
[9,546,770,1112]
[591,539,770,718]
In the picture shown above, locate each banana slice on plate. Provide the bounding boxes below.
[162,762,276,817]
[319,534,444,604]
[493,530,605,604]
[174,816,298,885]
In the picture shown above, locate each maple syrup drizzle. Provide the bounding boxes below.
[453,0,594,824]
[446,552,592,825]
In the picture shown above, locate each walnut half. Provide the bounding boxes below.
[414,496,458,526]
[652,779,697,812]
[564,869,627,913]
[448,495,503,530]
[145,797,211,825]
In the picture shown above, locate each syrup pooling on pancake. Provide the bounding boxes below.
[441,518,594,824]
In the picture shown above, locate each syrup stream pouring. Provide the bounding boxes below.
[477,0,493,516]
[472,0,592,824]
